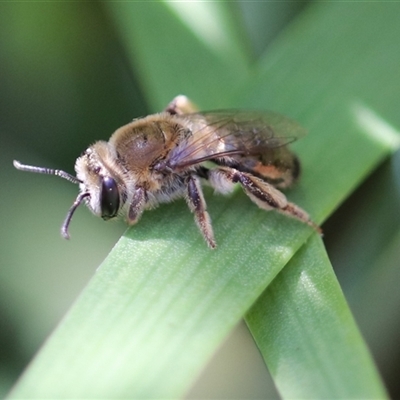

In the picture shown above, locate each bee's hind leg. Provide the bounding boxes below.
[165,95,199,115]
[209,167,321,233]
[185,175,216,248]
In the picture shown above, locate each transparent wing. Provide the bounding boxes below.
[167,110,307,170]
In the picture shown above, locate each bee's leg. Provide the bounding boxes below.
[185,175,216,248]
[127,187,146,225]
[209,167,321,233]
[165,95,199,115]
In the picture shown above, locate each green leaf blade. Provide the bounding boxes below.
[9,202,317,398]
[246,235,387,399]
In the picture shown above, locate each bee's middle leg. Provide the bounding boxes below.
[185,175,216,248]
[209,167,320,232]
[165,95,199,115]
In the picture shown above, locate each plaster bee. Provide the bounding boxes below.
[14,95,319,248]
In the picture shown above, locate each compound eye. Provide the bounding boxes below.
[100,176,120,219]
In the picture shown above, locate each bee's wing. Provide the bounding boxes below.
[167,110,306,169]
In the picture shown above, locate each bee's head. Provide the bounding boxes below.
[13,141,125,239]
[75,142,123,221]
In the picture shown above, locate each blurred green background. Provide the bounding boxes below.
[1,2,400,398]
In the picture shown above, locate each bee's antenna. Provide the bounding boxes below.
[13,160,81,185]
[61,192,90,239]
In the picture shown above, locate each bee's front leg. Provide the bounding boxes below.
[185,175,216,248]
[165,95,199,115]
[127,187,146,225]
[209,167,320,233]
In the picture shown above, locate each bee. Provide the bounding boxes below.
[14,95,320,248]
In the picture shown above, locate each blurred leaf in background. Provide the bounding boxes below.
[1,1,400,399]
